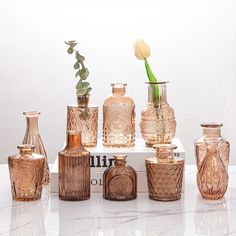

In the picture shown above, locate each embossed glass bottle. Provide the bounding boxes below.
[140,81,176,146]
[67,94,98,147]
[59,131,90,201]
[8,144,46,201]
[103,155,137,201]
[195,123,230,200]
[22,111,50,185]
[103,83,135,147]
[146,144,184,201]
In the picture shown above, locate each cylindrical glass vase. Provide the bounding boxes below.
[67,94,98,147]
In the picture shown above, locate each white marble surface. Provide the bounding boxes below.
[0,164,236,236]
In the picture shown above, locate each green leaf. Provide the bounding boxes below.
[75,70,81,78]
[76,79,83,89]
[85,87,92,94]
[76,87,87,95]
[67,47,73,54]
[68,40,76,43]
[76,52,85,62]
[74,62,80,69]
[82,81,90,88]
[79,68,89,80]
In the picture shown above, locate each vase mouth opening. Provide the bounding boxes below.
[23,111,41,117]
[201,122,223,128]
[114,155,127,161]
[145,81,169,85]
[153,143,177,151]
[17,144,36,151]
[111,83,127,87]
[67,130,82,136]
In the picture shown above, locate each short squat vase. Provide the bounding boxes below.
[22,111,50,185]
[103,83,135,147]
[103,155,137,201]
[195,123,230,200]
[140,81,176,147]
[8,144,45,201]
[67,94,98,147]
[58,131,90,201]
[146,144,184,201]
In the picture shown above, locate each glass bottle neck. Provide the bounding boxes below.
[18,145,35,158]
[112,83,126,96]
[26,116,39,134]
[148,83,167,105]
[77,94,89,108]
[66,132,83,149]
[203,128,221,138]
[156,151,174,163]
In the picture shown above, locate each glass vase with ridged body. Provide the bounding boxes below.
[59,131,90,201]
[140,81,176,146]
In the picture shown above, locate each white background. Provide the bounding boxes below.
[0,0,236,164]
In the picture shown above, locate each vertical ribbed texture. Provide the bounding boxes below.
[146,161,184,201]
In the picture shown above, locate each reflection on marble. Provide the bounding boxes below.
[0,165,236,235]
[194,196,229,236]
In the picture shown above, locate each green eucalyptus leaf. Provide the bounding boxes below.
[85,87,92,94]
[78,68,89,80]
[67,47,73,54]
[76,52,85,62]
[68,40,76,43]
[76,79,83,89]
[74,62,80,69]
[82,81,90,88]
[65,41,70,45]
[75,70,81,78]
[76,87,87,96]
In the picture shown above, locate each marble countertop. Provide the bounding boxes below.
[0,165,236,236]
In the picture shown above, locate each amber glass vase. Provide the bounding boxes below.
[195,123,230,200]
[140,82,176,147]
[22,111,50,185]
[67,94,98,147]
[8,144,45,201]
[146,144,184,201]
[103,83,135,147]
[59,131,90,201]
[103,155,137,201]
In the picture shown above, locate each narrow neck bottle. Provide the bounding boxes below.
[114,155,127,166]
[201,123,222,138]
[66,131,83,149]
[112,83,126,96]
[24,111,40,134]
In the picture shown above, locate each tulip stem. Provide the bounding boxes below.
[144,59,159,103]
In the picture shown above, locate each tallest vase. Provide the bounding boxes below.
[140,81,176,147]
[22,111,50,185]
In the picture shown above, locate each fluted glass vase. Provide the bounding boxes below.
[67,94,98,147]
[140,81,176,147]
[22,111,50,185]
[59,131,90,201]
[103,83,135,147]
[195,123,230,200]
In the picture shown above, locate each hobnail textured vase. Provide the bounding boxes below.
[140,81,176,147]
[195,123,230,200]
[146,144,184,201]
[103,83,135,147]
[67,94,98,147]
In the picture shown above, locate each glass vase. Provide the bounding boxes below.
[103,83,135,147]
[103,155,137,201]
[67,94,98,147]
[195,123,230,200]
[8,144,45,201]
[22,111,50,185]
[146,144,184,201]
[59,131,90,201]
[140,81,176,147]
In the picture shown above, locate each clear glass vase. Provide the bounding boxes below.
[103,155,137,201]
[22,111,50,185]
[195,123,230,200]
[146,144,184,201]
[8,144,45,201]
[67,94,98,147]
[103,83,135,147]
[59,131,90,201]
[140,81,176,147]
